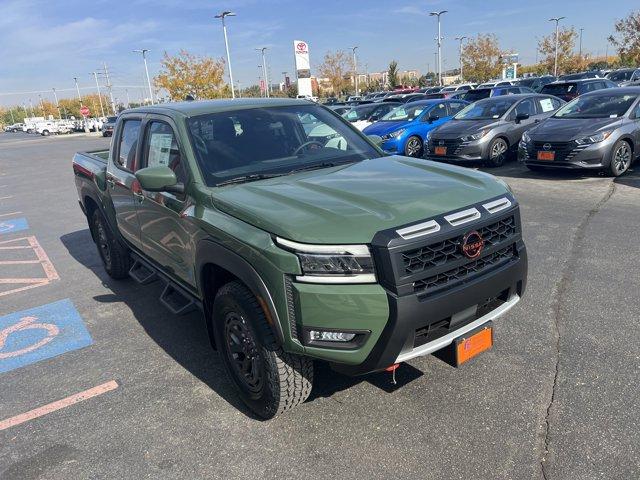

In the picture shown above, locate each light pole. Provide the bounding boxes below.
[133,49,155,105]
[215,11,236,99]
[52,88,61,119]
[73,77,83,106]
[430,10,447,86]
[38,94,45,117]
[548,16,565,77]
[91,72,106,118]
[579,28,584,58]
[256,47,270,98]
[454,36,467,82]
[351,46,359,96]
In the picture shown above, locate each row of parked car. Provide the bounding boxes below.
[330,79,640,177]
[3,116,118,136]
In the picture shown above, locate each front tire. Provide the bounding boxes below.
[213,281,313,419]
[91,210,130,279]
[404,135,423,157]
[486,137,509,167]
[608,140,632,177]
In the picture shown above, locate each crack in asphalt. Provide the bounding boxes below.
[540,180,616,480]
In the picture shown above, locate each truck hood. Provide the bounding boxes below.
[529,117,622,141]
[432,119,502,137]
[210,156,508,244]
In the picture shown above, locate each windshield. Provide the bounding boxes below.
[542,83,576,95]
[517,79,537,88]
[380,103,427,121]
[606,70,633,82]
[553,93,638,119]
[454,98,517,120]
[461,89,491,101]
[186,105,381,186]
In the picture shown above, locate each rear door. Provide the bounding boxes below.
[106,116,143,250]
[508,97,537,143]
[135,116,195,286]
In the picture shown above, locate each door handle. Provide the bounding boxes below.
[106,177,115,189]
[534,119,541,123]
[133,191,144,203]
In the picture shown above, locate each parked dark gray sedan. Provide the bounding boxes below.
[519,87,640,176]
[425,94,564,166]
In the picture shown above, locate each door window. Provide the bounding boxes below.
[143,121,187,184]
[448,102,467,116]
[117,120,141,170]
[426,103,448,120]
[537,97,557,114]
[514,99,536,117]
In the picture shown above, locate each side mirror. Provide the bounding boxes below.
[428,115,440,123]
[135,166,184,194]
[515,113,530,123]
[367,134,384,147]
[369,114,380,122]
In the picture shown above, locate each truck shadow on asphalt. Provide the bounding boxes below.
[60,229,425,419]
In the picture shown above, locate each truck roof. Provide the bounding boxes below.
[126,98,311,117]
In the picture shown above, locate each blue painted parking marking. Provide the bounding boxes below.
[0,299,92,374]
[0,217,29,235]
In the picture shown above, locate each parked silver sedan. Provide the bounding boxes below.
[519,87,640,176]
[425,94,564,166]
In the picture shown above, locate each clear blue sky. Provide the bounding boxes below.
[0,0,635,106]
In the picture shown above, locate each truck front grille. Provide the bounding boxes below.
[413,245,515,293]
[401,216,515,276]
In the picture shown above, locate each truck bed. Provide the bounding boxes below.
[73,150,110,201]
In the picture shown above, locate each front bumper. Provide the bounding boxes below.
[519,140,611,169]
[425,138,490,162]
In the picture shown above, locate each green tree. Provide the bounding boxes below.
[537,27,581,75]
[461,34,503,82]
[155,50,229,100]
[387,60,399,88]
[317,50,351,95]
[608,10,640,66]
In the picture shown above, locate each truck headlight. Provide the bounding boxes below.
[276,237,376,284]
[575,130,613,145]
[462,129,490,142]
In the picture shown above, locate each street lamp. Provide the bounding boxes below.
[548,16,566,77]
[133,49,155,105]
[351,46,359,96]
[255,47,269,98]
[429,10,447,86]
[579,28,584,59]
[91,72,106,118]
[52,88,61,119]
[454,36,467,82]
[215,11,236,99]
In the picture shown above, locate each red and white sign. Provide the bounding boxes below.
[259,80,265,92]
[79,106,90,117]
[296,42,308,54]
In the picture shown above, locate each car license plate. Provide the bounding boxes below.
[435,146,447,156]
[537,151,555,161]
[455,325,493,365]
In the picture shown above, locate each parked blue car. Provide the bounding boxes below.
[363,99,469,157]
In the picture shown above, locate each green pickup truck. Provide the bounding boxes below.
[73,98,527,418]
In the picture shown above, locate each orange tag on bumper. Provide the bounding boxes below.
[537,151,555,161]
[435,146,447,155]
[456,326,493,365]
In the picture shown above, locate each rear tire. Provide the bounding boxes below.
[486,137,509,167]
[213,281,313,419]
[91,210,131,279]
[607,140,632,177]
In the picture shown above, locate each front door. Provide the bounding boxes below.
[136,117,195,286]
[106,118,143,251]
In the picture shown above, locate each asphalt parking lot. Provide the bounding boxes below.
[0,132,638,480]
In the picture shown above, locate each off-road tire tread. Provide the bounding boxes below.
[91,210,131,279]
[216,282,313,418]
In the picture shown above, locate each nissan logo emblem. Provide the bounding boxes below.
[461,231,485,259]
[543,143,552,150]
[438,140,445,146]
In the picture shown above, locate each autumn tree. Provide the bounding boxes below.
[317,50,351,95]
[608,10,640,66]
[537,27,581,75]
[387,60,399,88]
[461,34,504,82]
[155,50,229,100]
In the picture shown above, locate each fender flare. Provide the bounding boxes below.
[195,239,285,345]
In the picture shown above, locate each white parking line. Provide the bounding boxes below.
[0,212,21,218]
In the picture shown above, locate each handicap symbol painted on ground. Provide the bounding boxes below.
[0,299,92,374]
[0,217,29,235]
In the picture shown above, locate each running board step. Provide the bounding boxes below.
[129,260,157,284]
[160,283,196,315]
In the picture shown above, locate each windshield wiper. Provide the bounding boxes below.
[216,173,283,186]
[287,161,340,174]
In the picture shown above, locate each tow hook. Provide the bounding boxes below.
[385,363,400,385]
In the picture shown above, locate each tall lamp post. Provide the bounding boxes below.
[430,10,447,86]
[579,28,584,59]
[215,11,236,99]
[256,47,270,98]
[454,36,467,82]
[133,49,155,105]
[351,46,359,96]
[548,16,566,77]
[91,72,106,118]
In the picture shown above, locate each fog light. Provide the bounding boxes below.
[309,330,356,342]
